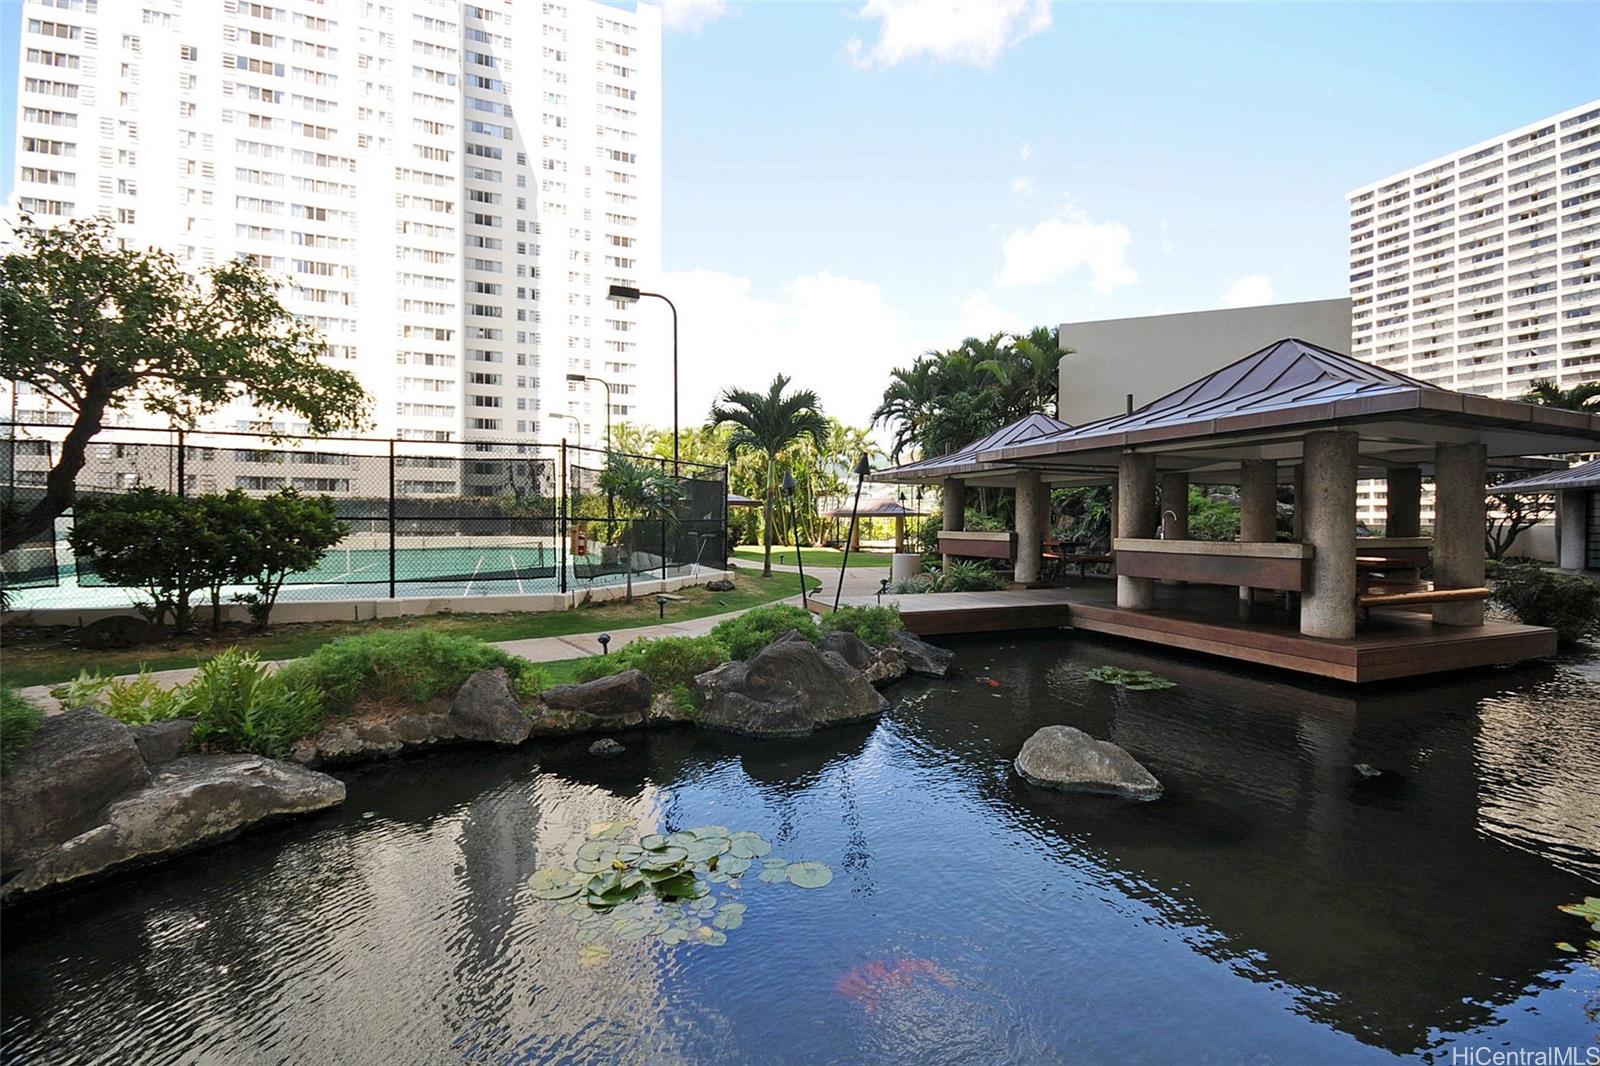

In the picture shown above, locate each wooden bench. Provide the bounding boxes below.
[1049,551,1114,576]
[1357,586,1490,609]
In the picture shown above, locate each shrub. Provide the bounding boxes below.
[184,649,327,759]
[710,604,820,660]
[50,667,185,724]
[232,489,347,629]
[820,605,903,647]
[69,488,222,633]
[1,689,44,775]
[574,634,730,691]
[278,629,541,714]
[1491,563,1600,644]
[933,560,1007,593]
[1188,487,1241,542]
[888,576,933,595]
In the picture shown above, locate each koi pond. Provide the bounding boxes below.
[3,632,1598,1063]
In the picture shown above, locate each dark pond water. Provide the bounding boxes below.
[4,633,1600,1065]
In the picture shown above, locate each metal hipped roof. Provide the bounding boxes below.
[1492,457,1600,494]
[873,412,1071,483]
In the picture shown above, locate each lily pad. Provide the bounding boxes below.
[696,927,728,946]
[639,834,669,850]
[758,865,789,884]
[713,902,747,930]
[685,837,732,863]
[588,819,636,840]
[578,944,612,968]
[719,855,752,877]
[529,868,582,900]
[728,832,772,859]
[688,824,731,839]
[577,840,618,862]
[659,927,689,945]
[786,862,834,889]
[639,845,689,870]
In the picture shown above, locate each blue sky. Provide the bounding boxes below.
[4,1,1598,424]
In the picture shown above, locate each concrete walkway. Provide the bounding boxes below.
[16,564,891,713]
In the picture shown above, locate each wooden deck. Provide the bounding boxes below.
[838,582,1557,684]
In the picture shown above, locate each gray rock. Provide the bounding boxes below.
[448,668,533,745]
[80,615,154,650]
[541,669,652,718]
[705,578,736,592]
[821,630,874,670]
[131,718,195,766]
[893,630,955,678]
[290,703,454,765]
[1,709,150,879]
[2,755,344,900]
[863,645,908,687]
[589,738,626,757]
[1014,725,1162,801]
[694,636,887,738]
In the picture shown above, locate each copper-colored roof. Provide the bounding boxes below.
[820,497,924,518]
[874,412,1071,483]
[984,338,1600,463]
[1493,457,1600,493]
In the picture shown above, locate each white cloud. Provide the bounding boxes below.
[951,290,1031,342]
[1223,273,1276,307]
[1019,143,1033,162]
[1010,174,1035,198]
[996,205,1137,293]
[658,0,733,33]
[846,0,1053,69]
[637,269,926,428]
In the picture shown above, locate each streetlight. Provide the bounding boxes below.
[607,283,679,472]
[565,373,613,452]
[782,468,808,610]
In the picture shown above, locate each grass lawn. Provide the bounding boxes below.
[0,570,819,690]
[732,545,894,569]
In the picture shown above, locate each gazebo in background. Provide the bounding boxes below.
[820,497,924,552]
[1492,457,1600,571]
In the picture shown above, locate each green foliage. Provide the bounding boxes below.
[0,215,370,555]
[232,489,348,629]
[596,449,687,603]
[1491,563,1600,644]
[1188,487,1241,542]
[820,605,903,648]
[50,667,185,724]
[1523,380,1600,412]
[1055,487,1112,546]
[527,821,832,953]
[573,634,730,691]
[278,629,538,714]
[934,561,1008,593]
[1,689,45,775]
[1086,666,1178,690]
[184,649,326,759]
[710,603,820,660]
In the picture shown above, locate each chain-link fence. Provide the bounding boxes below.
[1,423,726,611]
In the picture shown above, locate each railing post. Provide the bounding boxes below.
[387,438,396,599]
[176,429,186,497]
[722,462,730,570]
[660,456,669,582]
[559,438,568,595]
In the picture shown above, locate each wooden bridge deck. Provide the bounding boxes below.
[834,583,1557,684]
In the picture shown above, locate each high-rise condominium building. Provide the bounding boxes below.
[8,0,661,447]
[1347,100,1599,398]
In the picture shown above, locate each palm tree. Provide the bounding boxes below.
[709,374,827,577]
[596,449,685,603]
[1523,379,1600,411]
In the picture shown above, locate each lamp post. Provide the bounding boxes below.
[607,284,679,473]
[833,453,871,613]
[782,468,808,610]
[565,373,613,452]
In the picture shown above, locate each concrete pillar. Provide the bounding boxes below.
[1014,470,1046,585]
[1291,465,1305,541]
[1386,466,1423,538]
[1299,430,1358,639]
[1108,483,1119,542]
[1558,489,1587,570]
[1432,441,1487,626]
[941,477,965,573]
[1159,471,1189,540]
[1116,452,1157,609]
[1239,459,1277,602]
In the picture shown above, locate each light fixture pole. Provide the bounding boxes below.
[565,373,613,452]
[782,468,807,610]
[607,284,679,473]
[833,453,871,613]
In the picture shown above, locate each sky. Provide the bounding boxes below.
[3,1,1598,429]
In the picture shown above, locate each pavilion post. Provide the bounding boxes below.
[1239,459,1278,603]
[1386,466,1423,538]
[1116,452,1157,609]
[1299,430,1358,639]
[1014,469,1046,586]
[1432,440,1486,626]
[941,477,965,574]
[1291,465,1305,541]
[1558,489,1586,569]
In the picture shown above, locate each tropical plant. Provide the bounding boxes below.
[232,488,348,628]
[50,667,186,724]
[710,603,821,660]
[0,216,370,554]
[709,374,828,576]
[1086,666,1177,690]
[183,649,327,759]
[1491,563,1600,644]
[1522,380,1600,412]
[276,629,543,714]
[1,688,44,775]
[933,561,1008,593]
[1189,487,1242,542]
[596,449,687,603]
[573,634,730,711]
[820,605,903,648]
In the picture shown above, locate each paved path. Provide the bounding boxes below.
[16,564,890,713]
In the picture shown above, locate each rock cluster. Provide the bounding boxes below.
[694,631,889,738]
[1013,725,1162,801]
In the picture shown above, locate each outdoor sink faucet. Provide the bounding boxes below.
[1159,509,1178,539]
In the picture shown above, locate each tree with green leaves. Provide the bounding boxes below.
[233,488,348,629]
[0,216,370,553]
[709,374,828,577]
[596,450,685,603]
[68,488,220,633]
[1522,379,1600,412]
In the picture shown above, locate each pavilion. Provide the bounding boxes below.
[1492,457,1600,571]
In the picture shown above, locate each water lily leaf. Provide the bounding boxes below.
[640,834,669,850]
[658,927,688,945]
[588,820,635,840]
[1557,941,1578,952]
[762,857,788,868]
[574,858,608,874]
[578,944,612,968]
[639,845,689,870]
[786,862,833,889]
[708,870,731,884]
[758,865,789,883]
[666,831,698,847]
[612,844,643,863]
[728,832,772,859]
[577,840,618,862]
[719,855,752,877]
[528,869,582,900]
[696,927,728,947]
[653,874,708,900]
[713,902,746,930]
[1558,898,1600,922]
[685,837,731,862]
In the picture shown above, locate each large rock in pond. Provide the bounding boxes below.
[1,709,150,879]
[132,718,195,767]
[893,631,954,678]
[291,668,533,765]
[449,668,534,745]
[1014,726,1162,801]
[821,630,873,670]
[2,755,344,900]
[694,630,887,738]
[541,669,652,718]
